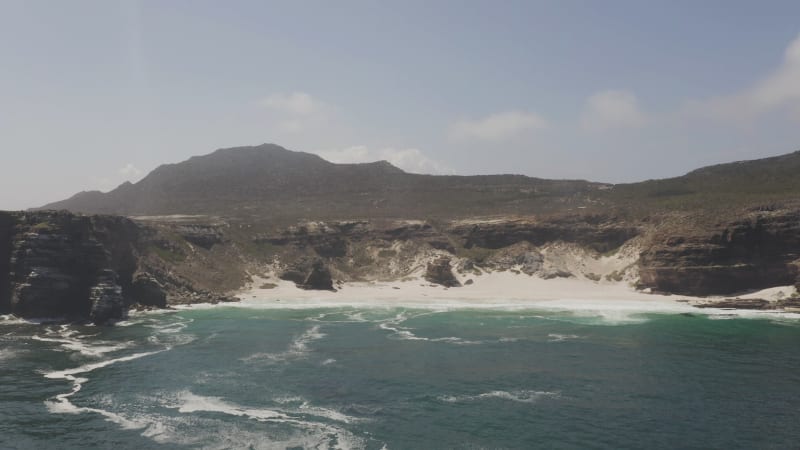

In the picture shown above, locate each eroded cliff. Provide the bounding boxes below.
[0,211,237,324]
[3,206,799,323]
[638,210,800,295]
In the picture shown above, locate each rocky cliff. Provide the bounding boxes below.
[2,207,800,323]
[0,212,14,314]
[4,212,138,323]
[638,210,800,295]
[0,211,237,324]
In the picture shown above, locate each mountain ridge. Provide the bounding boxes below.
[39,143,800,222]
[39,143,601,220]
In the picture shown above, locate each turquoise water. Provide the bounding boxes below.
[2,305,800,449]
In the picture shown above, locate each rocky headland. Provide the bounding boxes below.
[0,211,237,324]
[3,144,800,323]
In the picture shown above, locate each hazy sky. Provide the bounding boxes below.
[2,0,800,210]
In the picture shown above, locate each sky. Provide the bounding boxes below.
[2,0,800,210]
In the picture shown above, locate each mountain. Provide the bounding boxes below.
[41,144,800,222]
[606,150,800,215]
[39,144,600,220]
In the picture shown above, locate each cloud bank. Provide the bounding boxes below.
[686,33,800,123]
[580,90,647,132]
[449,111,548,141]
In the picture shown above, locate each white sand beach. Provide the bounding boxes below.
[232,270,798,318]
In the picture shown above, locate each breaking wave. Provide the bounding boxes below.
[438,390,560,404]
[242,325,326,362]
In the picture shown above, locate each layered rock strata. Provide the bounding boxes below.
[638,211,800,295]
[0,211,233,324]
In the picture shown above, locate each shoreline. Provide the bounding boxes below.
[3,274,797,326]
[228,272,800,318]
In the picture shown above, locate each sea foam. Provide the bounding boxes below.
[241,325,326,362]
[438,390,560,404]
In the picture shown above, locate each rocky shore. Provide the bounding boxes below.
[0,211,236,325]
[1,208,799,324]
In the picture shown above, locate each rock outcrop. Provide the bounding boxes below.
[88,269,126,325]
[424,257,461,287]
[279,258,335,291]
[177,224,225,249]
[7,212,135,323]
[639,211,800,296]
[130,271,167,308]
[484,242,544,275]
[694,296,800,310]
[448,215,639,254]
[5,204,800,323]
[0,211,238,324]
[0,212,14,314]
[302,260,335,291]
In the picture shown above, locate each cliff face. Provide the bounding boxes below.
[0,212,14,314]
[249,216,638,280]
[0,211,236,324]
[6,212,141,323]
[638,211,800,295]
[447,216,639,253]
[2,206,799,324]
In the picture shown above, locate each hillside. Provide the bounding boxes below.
[605,150,800,216]
[41,144,800,222]
[40,144,601,221]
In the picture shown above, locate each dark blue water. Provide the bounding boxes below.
[2,306,799,449]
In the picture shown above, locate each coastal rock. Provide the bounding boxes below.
[278,260,312,285]
[302,259,335,291]
[255,219,454,259]
[695,298,772,310]
[541,269,573,280]
[485,243,544,275]
[424,257,461,287]
[777,296,800,309]
[1,211,181,323]
[0,212,13,314]
[88,269,125,325]
[177,224,224,249]
[456,259,476,273]
[278,258,335,290]
[130,272,167,308]
[448,215,638,254]
[639,211,800,296]
[8,216,116,320]
[11,266,77,318]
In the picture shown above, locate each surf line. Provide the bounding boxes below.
[43,349,166,429]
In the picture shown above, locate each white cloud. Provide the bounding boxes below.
[315,145,452,174]
[261,92,323,115]
[260,92,332,134]
[449,111,548,141]
[580,90,647,132]
[118,163,143,180]
[686,33,800,122]
[276,120,303,133]
[89,163,144,192]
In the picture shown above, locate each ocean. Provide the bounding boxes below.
[2,302,800,449]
